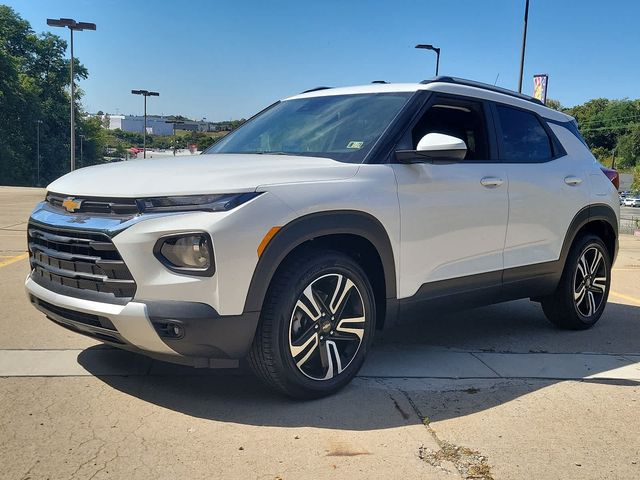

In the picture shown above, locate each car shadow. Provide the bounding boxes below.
[78,298,640,431]
[376,298,640,354]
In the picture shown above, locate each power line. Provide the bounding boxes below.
[577,113,640,126]
[581,124,639,133]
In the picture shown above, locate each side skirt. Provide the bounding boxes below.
[390,262,562,325]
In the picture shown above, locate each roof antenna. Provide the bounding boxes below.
[494,73,500,86]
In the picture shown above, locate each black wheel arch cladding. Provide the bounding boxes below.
[243,210,397,314]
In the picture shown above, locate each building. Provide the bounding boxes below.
[120,116,174,136]
[92,112,237,135]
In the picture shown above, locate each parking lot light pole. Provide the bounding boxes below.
[131,90,159,158]
[46,18,96,172]
[165,119,184,155]
[36,120,42,186]
[79,134,85,167]
[415,44,441,76]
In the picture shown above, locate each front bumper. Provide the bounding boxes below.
[26,275,259,367]
[24,193,296,365]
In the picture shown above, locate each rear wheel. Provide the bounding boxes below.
[542,234,611,330]
[248,249,375,398]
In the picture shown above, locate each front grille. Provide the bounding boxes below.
[46,192,140,216]
[28,222,137,302]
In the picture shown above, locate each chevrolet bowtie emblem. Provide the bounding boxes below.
[62,197,82,213]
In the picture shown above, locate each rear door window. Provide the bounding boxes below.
[496,105,553,162]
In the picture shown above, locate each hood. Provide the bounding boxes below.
[47,154,359,197]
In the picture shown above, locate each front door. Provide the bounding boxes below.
[391,94,508,300]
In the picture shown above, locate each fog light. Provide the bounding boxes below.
[153,321,185,339]
[154,233,215,276]
[168,322,184,338]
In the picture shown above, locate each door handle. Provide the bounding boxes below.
[564,176,583,186]
[480,177,504,188]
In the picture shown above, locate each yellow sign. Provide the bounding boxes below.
[533,74,548,104]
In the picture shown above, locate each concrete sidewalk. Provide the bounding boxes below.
[1,345,639,382]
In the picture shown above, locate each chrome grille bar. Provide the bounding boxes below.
[28,222,137,302]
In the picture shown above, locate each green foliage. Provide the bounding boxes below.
[590,146,614,167]
[0,5,95,186]
[545,98,562,111]
[563,98,640,171]
[615,124,640,169]
[565,99,640,160]
[632,165,640,191]
[183,131,222,151]
[77,116,107,168]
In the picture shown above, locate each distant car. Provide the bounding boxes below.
[623,197,640,207]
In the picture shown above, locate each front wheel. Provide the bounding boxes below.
[247,249,376,398]
[541,234,611,330]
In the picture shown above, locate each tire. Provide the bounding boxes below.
[541,234,611,330]
[247,248,376,399]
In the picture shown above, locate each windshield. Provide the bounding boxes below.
[205,92,412,163]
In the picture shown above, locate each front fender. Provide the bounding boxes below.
[242,210,397,314]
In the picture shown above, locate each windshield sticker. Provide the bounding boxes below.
[346,141,364,149]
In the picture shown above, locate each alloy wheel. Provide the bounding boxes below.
[573,246,607,317]
[288,273,366,381]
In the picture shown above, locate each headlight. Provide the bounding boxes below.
[154,233,215,276]
[139,192,260,213]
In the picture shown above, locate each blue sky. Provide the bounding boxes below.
[7,0,640,120]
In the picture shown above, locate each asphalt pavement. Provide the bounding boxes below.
[1,186,639,480]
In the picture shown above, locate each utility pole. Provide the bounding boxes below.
[46,18,96,171]
[517,0,530,93]
[131,90,159,158]
[415,44,441,76]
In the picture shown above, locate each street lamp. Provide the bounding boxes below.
[517,0,530,93]
[46,17,96,172]
[415,44,441,76]
[165,119,184,156]
[79,134,85,167]
[131,90,160,158]
[36,120,42,186]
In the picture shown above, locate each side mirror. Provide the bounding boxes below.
[395,133,467,164]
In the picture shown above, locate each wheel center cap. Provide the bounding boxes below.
[321,321,332,333]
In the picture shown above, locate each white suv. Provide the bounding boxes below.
[26,77,619,398]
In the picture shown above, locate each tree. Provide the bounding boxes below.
[632,165,640,191]
[615,124,640,169]
[567,98,640,153]
[545,98,562,111]
[76,115,107,168]
[0,6,89,186]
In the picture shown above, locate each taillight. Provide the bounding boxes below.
[600,166,619,190]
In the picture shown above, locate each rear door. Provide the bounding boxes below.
[493,103,590,271]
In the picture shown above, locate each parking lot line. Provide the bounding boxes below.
[0,252,28,268]
[609,290,640,305]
